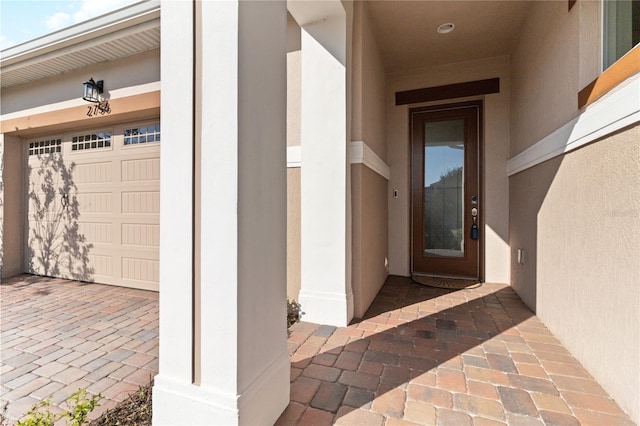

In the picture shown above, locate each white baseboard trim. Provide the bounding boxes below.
[152,350,290,425]
[153,376,237,425]
[298,288,354,327]
[238,350,290,425]
[507,74,640,176]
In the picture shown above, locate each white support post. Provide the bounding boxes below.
[153,1,289,424]
[292,1,354,327]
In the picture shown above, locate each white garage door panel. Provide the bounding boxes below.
[26,123,160,291]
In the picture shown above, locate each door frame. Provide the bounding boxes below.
[409,100,484,280]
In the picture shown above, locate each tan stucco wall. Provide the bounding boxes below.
[509,126,640,423]
[509,2,639,421]
[352,1,387,162]
[511,0,600,155]
[349,2,389,318]
[286,12,301,302]
[286,167,301,301]
[1,134,24,279]
[351,164,388,318]
[387,56,511,283]
[287,13,301,148]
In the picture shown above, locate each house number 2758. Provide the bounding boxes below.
[87,101,111,117]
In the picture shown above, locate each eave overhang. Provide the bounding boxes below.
[0,0,160,89]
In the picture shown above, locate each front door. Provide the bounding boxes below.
[411,101,481,279]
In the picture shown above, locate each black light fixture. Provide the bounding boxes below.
[82,78,104,103]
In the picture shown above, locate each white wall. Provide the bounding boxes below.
[387,56,511,284]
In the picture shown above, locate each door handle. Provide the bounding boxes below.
[470,205,478,240]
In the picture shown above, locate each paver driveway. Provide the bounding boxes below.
[1,275,158,422]
[278,276,634,425]
[1,274,635,425]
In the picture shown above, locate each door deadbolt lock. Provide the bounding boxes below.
[471,207,478,217]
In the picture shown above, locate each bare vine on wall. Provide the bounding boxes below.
[26,153,94,282]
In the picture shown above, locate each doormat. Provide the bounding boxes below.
[411,275,482,290]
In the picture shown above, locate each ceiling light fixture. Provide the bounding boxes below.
[437,23,455,34]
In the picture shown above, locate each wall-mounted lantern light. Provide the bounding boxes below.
[82,78,104,103]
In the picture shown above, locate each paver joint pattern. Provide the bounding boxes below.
[278,276,635,426]
[1,275,158,423]
[2,274,634,425]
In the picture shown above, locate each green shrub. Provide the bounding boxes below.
[15,389,102,426]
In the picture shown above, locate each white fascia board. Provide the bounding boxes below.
[0,0,160,65]
[350,140,390,180]
[507,74,640,176]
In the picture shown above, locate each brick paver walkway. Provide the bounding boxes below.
[2,274,634,425]
[278,276,635,425]
[0,275,158,423]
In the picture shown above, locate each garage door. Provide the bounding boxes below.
[26,121,160,291]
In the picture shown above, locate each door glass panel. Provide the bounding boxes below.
[423,119,464,258]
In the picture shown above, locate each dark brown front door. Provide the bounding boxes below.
[411,101,481,279]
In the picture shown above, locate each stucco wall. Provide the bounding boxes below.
[509,126,640,422]
[387,56,511,283]
[287,168,301,300]
[510,0,600,155]
[1,49,160,115]
[286,13,302,301]
[508,1,639,421]
[352,1,387,162]
[351,164,388,318]
[350,2,389,317]
[287,13,301,148]
[0,134,24,280]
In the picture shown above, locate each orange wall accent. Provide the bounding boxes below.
[578,45,640,109]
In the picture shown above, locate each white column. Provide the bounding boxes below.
[153,1,289,424]
[291,1,354,326]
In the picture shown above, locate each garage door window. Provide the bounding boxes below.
[124,124,161,145]
[29,138,61,156]
[71,132,112,151]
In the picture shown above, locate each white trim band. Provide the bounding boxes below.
[286,145,302,168]
[0,81,160,121]
[350,140,390,180]
[507,74,640,176]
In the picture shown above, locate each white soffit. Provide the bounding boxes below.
[0,0,160,89]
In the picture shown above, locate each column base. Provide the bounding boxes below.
[153,351,290,425]
[298,288,354,326]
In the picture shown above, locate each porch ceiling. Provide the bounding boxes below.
[366,0,532,73]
